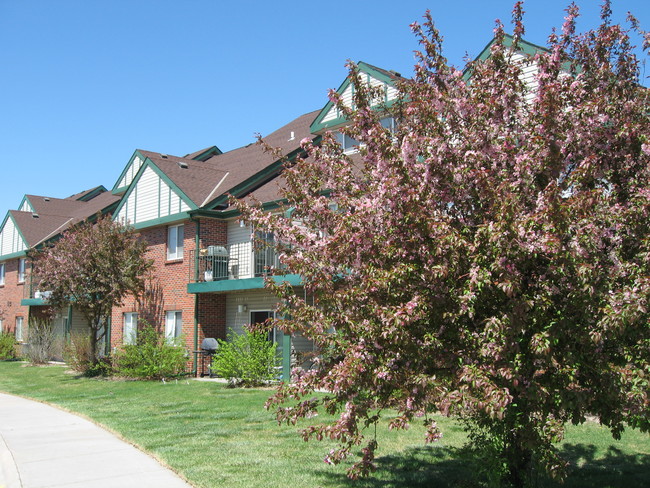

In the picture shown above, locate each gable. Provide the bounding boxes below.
[114,164,192,226]
[463,34,550,102]
[0,214,27,258]
[112,151,146,194]
[310,62,400,134]
[18,196,34,213]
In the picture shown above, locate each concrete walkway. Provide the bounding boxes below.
[0,392,192,488]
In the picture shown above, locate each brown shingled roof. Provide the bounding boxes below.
[12,191,120,247]
[10,210,75,248]
[137,110,319,210]
[137,151,230,208]
[199,110,319,203]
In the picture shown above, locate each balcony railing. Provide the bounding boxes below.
[189,241,281,283]
[23,273,51,301]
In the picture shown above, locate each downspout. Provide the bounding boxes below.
[66,306,73,337]
[191,216,201,376]
[193,294,199,376]
[105,315,111,356]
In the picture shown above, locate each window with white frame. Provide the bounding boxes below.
[380,116,396,133]
[165,311,182,340]
[15,317,23,342]
[0,262,5,286]
[167,224,184,260]
[334,131,360,153]
[18,258,26,283]
[123,312,138,345]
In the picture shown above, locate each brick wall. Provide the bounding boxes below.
[110,217,228,362]
[0,257,29,339]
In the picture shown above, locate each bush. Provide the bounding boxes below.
[62,332,94,374]
[25,317,56,365]
[0,332,17,360]
[114,323,187,380]
[212,329,280,387]
[84,356,114,377]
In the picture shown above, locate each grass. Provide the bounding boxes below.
[0,361,648,488]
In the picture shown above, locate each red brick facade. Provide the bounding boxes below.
[0,257,29,339]
[109,217,228,366]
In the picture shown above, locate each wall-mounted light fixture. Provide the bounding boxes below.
[239,220,246,228]
[237,304,247,314]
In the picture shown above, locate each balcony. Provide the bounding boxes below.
[21,273,50,306]
[187,241,301,293]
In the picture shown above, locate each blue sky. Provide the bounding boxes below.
[1,0,647,214]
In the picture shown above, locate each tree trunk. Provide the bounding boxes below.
[89,322,98,364]
[504,432,533,488]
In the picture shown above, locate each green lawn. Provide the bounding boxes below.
[0,361,647,488]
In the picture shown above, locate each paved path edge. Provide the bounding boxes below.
[0,391,193,488]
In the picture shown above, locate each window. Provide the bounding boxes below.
[0,262,4,286]
[334,131,359,153]
[18,258,26,283]
[15,317,23,342]
[380,116,396,132]
[254,231,277,276]
[123,312,138,345]
[167,224,184,260]
[165,311,182,340]
[0,318,4,333]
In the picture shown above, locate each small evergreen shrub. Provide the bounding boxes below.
[212,329,280,387]
[0,332,17,360]
[114,323,187,380]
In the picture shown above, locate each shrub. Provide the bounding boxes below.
[84,356,114,377]
[25,317,56,365]
[212,329,280,387]
[62,332,94,374]
[0,332,17,360]
[114,322,187,380]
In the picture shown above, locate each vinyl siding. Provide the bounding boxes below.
[512,52,540,103]
[227,220,253,279]
[0,217,26,257]
[224,289,315,357]
[117,155,144,189]
[115,166,190,225]
[19,201,33,212]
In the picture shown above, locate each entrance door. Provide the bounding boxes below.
[249,310,282,354]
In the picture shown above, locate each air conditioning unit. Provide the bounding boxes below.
[207,246,228,257]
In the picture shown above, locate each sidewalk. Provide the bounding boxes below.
[0,392,192,488]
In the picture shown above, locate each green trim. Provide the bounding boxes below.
[76,186,108,202]
[112,150,147,194]
[0,213,28,258]
[187,274,302,294]
[18,196,34,212]
[112,158,198,223]
[66,306,73,338]
[104,315,111,355]
[0,250,28,261]
[21,298,46,306]
[463,34,550,81]
[193,294,199,376]
[188,146,223,162]
[282,331,292,382]
[310,61,399,134]
[204,140,317,210]
[128,212,190,230]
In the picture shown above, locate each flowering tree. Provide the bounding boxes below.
[238,2,649,485]
[32,216,151,361]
